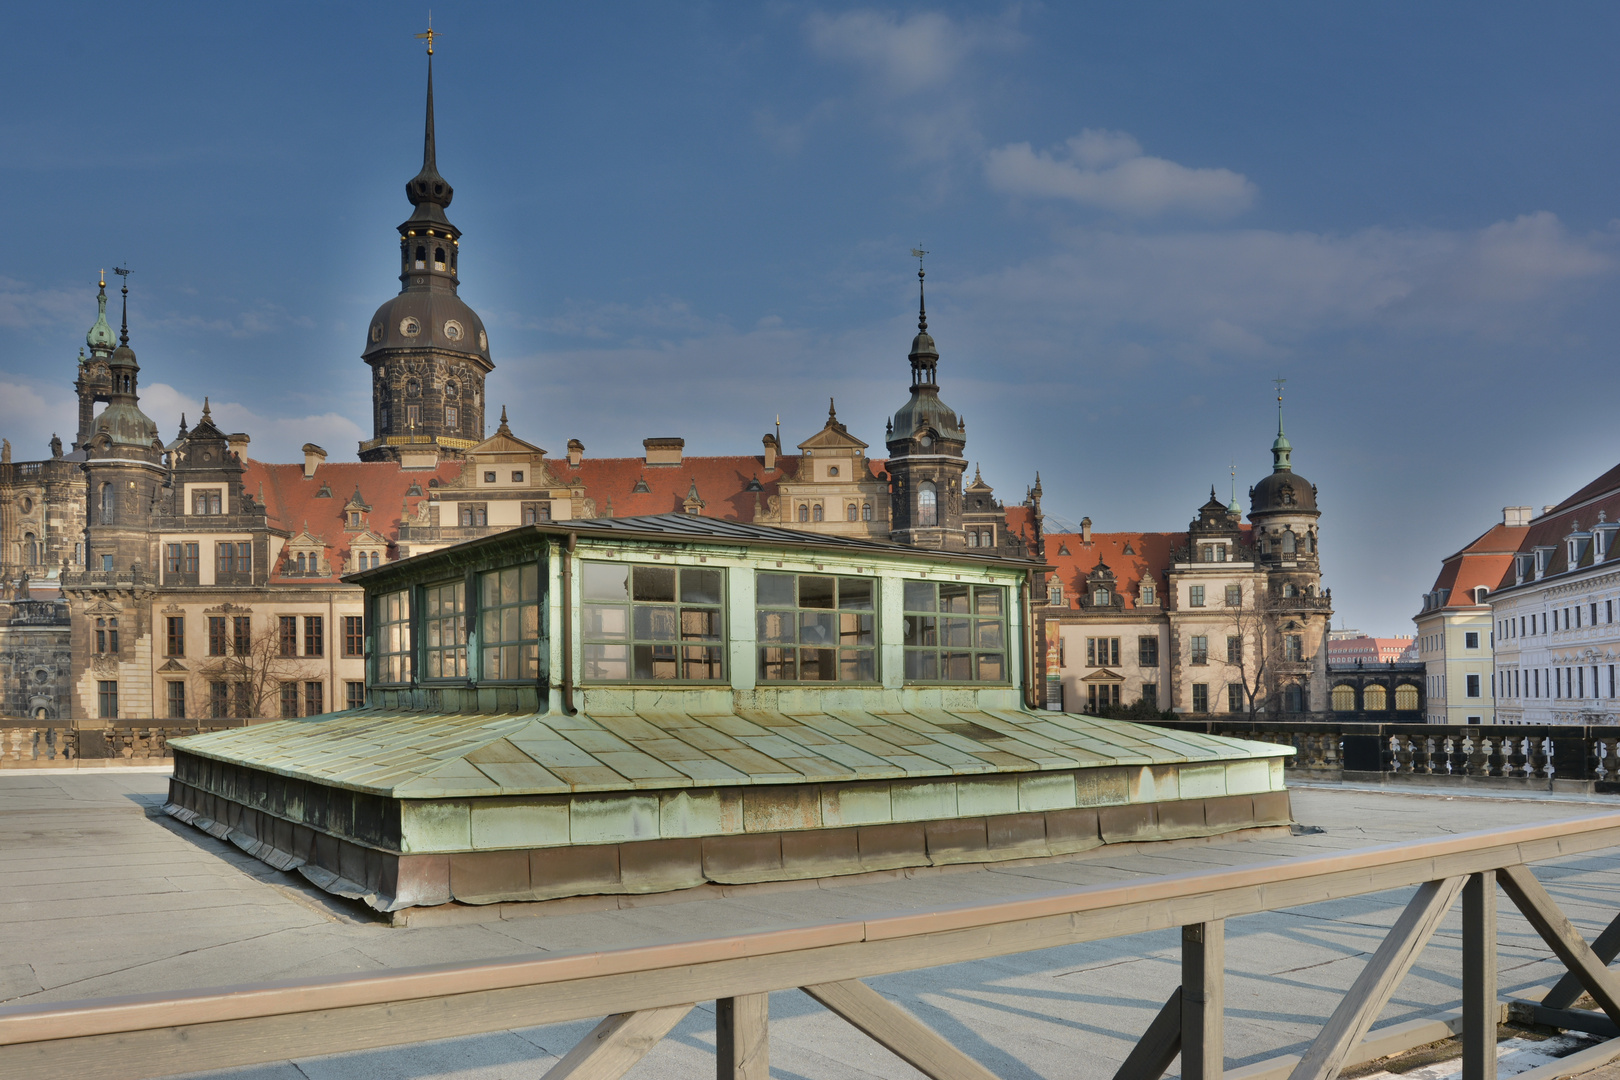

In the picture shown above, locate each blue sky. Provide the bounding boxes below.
[6,3,1620,634]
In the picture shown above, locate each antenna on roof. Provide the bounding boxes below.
[774,413,780,448]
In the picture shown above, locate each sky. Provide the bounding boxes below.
[5,3,1620,635]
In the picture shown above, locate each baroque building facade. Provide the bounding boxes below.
[1034,410,1338,718]
[7,55,1061,725]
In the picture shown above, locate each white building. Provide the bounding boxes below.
[1489,465,1620,725]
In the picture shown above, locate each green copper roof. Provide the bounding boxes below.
[170,706,1290,799]
[86,283,115,355]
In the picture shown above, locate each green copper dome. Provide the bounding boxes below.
[86,280,115,355]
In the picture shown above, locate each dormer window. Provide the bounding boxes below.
[1094,587,1110,606]
[347,511,362,529]
[1048,583,1064,606]
[191,489,223,515]
[1140,584,1156,605]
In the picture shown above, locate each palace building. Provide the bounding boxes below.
[3,50,1052,732]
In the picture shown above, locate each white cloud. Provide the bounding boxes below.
[139,384,366,463]
[0,277,96,332]
[954,211,1615,355]
[985,130,1258,219]
[805,10,1020,96]
[793,9,1022,165]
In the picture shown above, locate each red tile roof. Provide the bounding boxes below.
[1425,522,1529,608]
[566,454,888,521]
[1499,466,1620,585]
[240,458,462,583]
[1041,530,1188,610]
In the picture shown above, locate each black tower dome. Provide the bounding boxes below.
[359,42,493,462]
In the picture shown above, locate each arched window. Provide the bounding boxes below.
[1363,684,1388,711]
[847,504,858,522]
[967,531,978,548]
[812,504,823,522]
[1282,583,1296,598]
[434,247,446,270]
[1283,683,1304,713]
[917,482,937,526]
[798,504,809,522]
[1395,684,1419,710]
[414,245,426,268]
[99,483,114,523]
[1282,531,1296,553]
[1094,588,1110,607]
[295,553,306,574]
[23,533,37,566]
[861,503,872,521]
[1331,685,1357,712]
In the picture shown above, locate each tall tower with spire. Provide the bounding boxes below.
[359,34,493,463]
[885,258,968,549]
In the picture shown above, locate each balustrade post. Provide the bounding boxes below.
[1461,871,1497,1080]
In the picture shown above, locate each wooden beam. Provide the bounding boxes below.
[541,1005,692,1080]
[1182,922,1224,1080]
[1462,872,1497,1080]
[1499,864,1620,1026]
[802,979,999,1080]
[1543,908,1620,1010]
[1112,989,1182,1080]
[715,994,768,1080]
[1287,876,1466,1080]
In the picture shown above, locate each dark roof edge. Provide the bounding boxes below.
[346,513,1050,586]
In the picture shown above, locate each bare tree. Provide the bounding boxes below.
[197,623,318,719]
[1225,584,1278,722]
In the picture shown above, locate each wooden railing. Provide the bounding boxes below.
[5,815,1620,1079]
[1150,719,1620,789]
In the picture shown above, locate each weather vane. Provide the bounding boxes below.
[113,266,131,292]
[415,12,438,55]
[1273,374,1286,405]
[910,246,928,275]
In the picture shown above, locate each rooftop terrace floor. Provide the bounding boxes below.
[3,771,1618,1079]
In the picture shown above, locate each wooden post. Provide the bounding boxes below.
[1111,989,1182,1080]
[540,1005,692,1080]
[1462,872,1497,1080]
[1183,921,1225,1080]
[1288,876,1465,1080]
[802,979,999,1080]
[1544,909,1620,1010]
[1499,864,1620,1025]
[715,994,768,1080]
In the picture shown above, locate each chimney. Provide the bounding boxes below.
[302,443,327,479]
[1503,505,1534,527]
[763,433,778,472]
[227,432,251,459]
[567,438,584,467]
[1081,516,1092,543]
[1543,506,1556,517]
[643,437,684,466]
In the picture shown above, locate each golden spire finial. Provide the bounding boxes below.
[99,269,105,288]
[415,12,438,55]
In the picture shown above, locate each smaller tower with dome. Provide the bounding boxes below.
[82,273,164,576]
[885,259,968,549]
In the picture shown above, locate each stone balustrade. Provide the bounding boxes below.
[1147,717,1620,790]
[0,718,252,768]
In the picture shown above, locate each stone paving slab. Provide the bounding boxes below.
[4,771,1620,1079]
